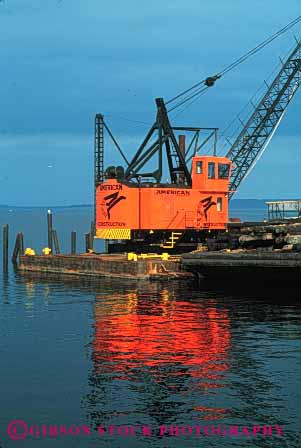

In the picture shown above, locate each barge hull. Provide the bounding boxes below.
[18,254,188,280]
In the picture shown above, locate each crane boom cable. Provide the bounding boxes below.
[165,15,301,112]
[167,85,208,113]
[170,87,209,119]
[170,47,284,119]
[219,16,301,77]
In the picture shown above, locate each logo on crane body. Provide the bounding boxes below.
[102,191,126,220]
[197,195,216,224]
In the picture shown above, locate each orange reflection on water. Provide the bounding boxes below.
[193,405,229,421]
[93,290,230,381]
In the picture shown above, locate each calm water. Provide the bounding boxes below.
[0,207,300,448]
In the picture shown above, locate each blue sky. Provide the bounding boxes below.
[0,0,301,205]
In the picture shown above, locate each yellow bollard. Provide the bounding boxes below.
[42,247,51,255]
[127,252,134,261]
[25,248,36,256]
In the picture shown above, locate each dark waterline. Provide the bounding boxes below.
[0,207,300,447]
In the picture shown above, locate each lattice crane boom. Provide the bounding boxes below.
[227,42,301,198]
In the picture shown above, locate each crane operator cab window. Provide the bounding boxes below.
[196,161,203,174]
[208,162,215,179]
[218,163,230,179]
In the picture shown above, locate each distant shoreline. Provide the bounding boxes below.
[0,204,93,209]
[0,199,295,209]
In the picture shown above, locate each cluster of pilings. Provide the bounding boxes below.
[2,210,96,274]
[2,224,24,272]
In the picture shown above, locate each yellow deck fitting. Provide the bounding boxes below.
[127,252,170,261]
[25,248,36,256]
[127,252,135,261]
[161,232,182,249]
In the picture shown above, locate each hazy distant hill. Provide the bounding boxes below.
[0,204,93,209]
[0,199,289,209]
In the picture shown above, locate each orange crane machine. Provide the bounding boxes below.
[94,37,301,253]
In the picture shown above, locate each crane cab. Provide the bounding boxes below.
[191,155,231,191]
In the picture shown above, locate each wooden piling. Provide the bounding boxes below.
[52,230,60,254]
[12,233,20,265]
[47,210,53,253]
[71,231,76,254]
[19,232,24,255]
[3,224,8,273]
[85,233,91,253]
[90,221,95,250]
[90,220,95,238]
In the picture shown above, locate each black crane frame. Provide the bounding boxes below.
[95,98,219,189]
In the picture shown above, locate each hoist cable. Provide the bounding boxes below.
[165,15,301,112]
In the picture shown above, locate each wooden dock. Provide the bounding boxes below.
[181,250,301,281]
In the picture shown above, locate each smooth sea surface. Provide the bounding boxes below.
[0,205,300,448]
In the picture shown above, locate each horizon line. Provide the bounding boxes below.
[0,198,288,208]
